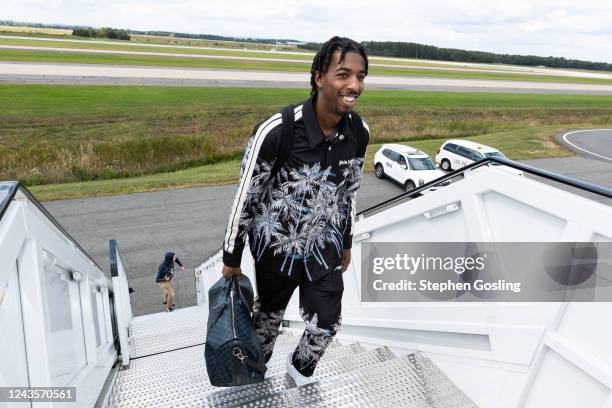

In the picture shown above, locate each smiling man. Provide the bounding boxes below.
[221,37,369,385]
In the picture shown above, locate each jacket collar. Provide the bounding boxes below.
[302,96,348,149]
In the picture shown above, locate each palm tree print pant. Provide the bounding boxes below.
[253,264,343,377]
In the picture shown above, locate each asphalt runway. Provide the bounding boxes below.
[2,36,611,80]
[44,153,611,316]
[3,61,612,94]
[5,44,612,80]
[556,129,612,163]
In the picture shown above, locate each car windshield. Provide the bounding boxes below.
[484,151,505,158]
[408,157,437,170]
[484,151,506,165]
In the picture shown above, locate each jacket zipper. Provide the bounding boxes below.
[230,287,237,338]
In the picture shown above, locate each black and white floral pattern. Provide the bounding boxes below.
[293,308,341,373]
[253,306,286,360]
[238,157,364,279]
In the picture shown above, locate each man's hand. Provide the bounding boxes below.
[180,266,185,272]
[342,249,351,272]
[222,265,242,280]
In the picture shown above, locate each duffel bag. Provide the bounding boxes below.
[204,275,266,386]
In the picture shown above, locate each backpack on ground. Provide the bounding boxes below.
[204,275,266,386]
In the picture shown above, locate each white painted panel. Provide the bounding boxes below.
[42,265,87,386]
[96,289,107,347]
[371,204,469,242]
[593,232,612,242]
[90,284,102,348]
[431,354,523,408]
[482,191,566,241]
[524,349,608,408]
[557,303,612,366]
[0,262,30,392]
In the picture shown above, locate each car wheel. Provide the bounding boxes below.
[375,163,384,178]
[441,159,451,171]
[405,180,416,192]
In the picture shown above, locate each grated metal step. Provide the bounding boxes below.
[106,334,290,407]
[107,337,358,408]
[206,346,392,408]
[262,339,353,378]
[108,323,477,408]
[233,353,477,408]
[118,335,299,381]
[129,306,207,358]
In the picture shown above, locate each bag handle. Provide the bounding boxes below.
[225,276,253,313]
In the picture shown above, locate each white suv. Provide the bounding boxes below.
[374,144,448,192]
[434,139,523,176]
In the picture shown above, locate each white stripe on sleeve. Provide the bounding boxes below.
[224,113,281,252]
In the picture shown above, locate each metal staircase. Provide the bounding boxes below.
[105,305,476,408]
[5,159,612,408]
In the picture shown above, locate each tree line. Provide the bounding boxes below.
[73,27,130,40]
[299,41,612,72]
[2,20,609,70]
[127,30,297,45]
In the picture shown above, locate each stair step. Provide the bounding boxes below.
[235,353,477,408]
[108,342,365,408]
[116,335,302,385]
[206,346,393,408]
[263,342,364,379]
[130,324,206,358]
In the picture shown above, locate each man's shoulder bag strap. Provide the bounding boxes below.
[350,110,368,152]
[270,105,366,181]
[270,104,295,180]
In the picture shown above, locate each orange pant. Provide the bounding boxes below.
[159,281,175,307]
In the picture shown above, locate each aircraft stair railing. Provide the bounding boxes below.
[360,156,612,218]
[0,181,119,408]
[193,160,612,407]
[109,239,133,367]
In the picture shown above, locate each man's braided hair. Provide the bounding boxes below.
[310,36,369,96]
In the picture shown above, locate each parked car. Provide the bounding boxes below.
[374,144,449,192]
[434,139,523,176]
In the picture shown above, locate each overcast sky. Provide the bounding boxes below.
[4,0,612,63]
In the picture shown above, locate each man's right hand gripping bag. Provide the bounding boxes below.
[205,275,267,386]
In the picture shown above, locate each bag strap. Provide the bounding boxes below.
[270,105,366,180]
[231,276,252,313]
[349,110,368,153]
[244,355,267,373]
[270,104,295,181]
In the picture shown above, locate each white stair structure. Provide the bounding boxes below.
[106,321,475,408]
[195,160,612,408]
[1,157,611,407]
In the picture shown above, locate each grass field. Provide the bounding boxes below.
[0,37,314,61]
[27,126,578,201]
[3,85,612,199]
[0,36,499,70]
[3,47,612,85]
[0,25,72,36]
[130,34,299,51]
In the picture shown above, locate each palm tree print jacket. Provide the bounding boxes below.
[223,98,369,282]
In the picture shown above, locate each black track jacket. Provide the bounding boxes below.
[222,97,369,282]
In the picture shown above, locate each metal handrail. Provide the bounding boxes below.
[196,246,223,268]
[0,181,108,278]
[193,156,612,268]
[109,239,121,278]
[358,157,612,217]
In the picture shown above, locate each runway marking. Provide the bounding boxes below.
[562,129,612,162]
